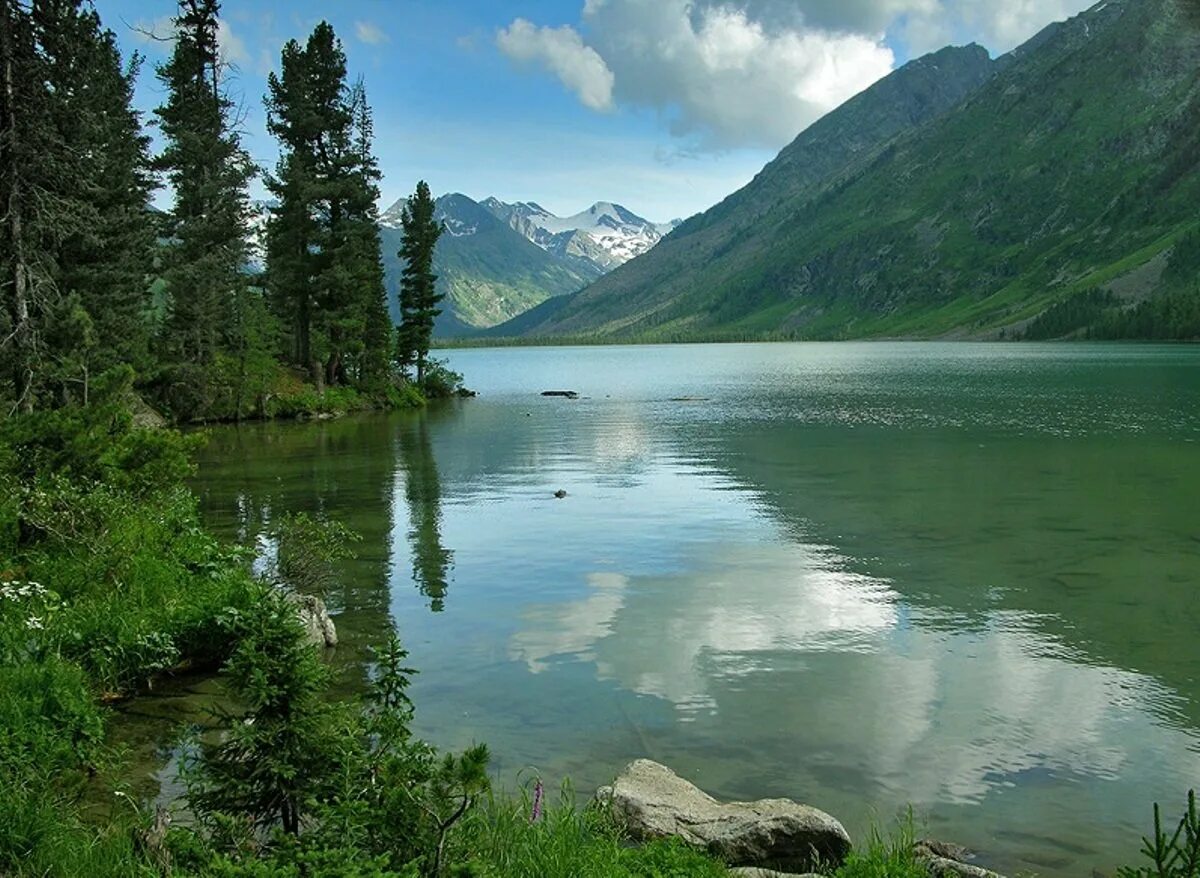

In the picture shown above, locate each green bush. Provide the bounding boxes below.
[421,359,468,400]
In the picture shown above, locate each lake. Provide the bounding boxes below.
[123,342,1200,876]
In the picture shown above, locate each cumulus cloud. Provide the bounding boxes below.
[497,19,616,111]
[496,0,1096,151]
[216,19,250,68]
[500,1,893,150]
[134,15,251,70]
[354,20,389,46]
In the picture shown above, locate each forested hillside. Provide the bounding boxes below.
[510,0,1200,342]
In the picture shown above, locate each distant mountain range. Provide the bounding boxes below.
[378,194,677,336]
[481,198,680,276]
[495,0,1200,342]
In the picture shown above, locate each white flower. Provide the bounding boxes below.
[25,616,44,630]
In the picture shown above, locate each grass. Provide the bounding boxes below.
[832,813,929,878]
[453,783,729,878]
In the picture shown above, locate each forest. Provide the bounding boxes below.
[1,0,454,425]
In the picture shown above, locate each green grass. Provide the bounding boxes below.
[831,815,928,878]
[454,784,729,878]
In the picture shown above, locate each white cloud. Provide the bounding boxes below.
[216,19,250,69]
[496,19,616,112]
[496,0,1097,151]
[354,20,389,46]
[894,0,1094,54]
[500,2,893,150]
[132,15,251,71]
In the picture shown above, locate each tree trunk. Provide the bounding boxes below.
[1,5,33,413]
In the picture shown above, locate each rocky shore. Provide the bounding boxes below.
[598,760,1006,878]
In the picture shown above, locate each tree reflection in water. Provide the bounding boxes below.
[397,411,453,612]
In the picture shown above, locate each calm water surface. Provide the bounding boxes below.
[127,343,1200,876]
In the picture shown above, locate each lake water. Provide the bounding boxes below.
[128,342,1200,876]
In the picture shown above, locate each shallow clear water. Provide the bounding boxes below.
[128,342,1200,876]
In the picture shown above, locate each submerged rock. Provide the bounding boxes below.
[554,489,568,499]
[541,390,579,399]
[601,759,850,873]
[286,593,338,648]
[914,840,1008,878]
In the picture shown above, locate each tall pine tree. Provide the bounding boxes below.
[397,181,443,385]
[155,0,255,413]
[1,0,155,412]
[265,23,389,392]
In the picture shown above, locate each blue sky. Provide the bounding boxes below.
[93,0,1093,221]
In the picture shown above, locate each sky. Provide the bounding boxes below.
[94,0,1094,222]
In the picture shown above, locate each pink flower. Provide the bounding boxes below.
[531,779,544,823]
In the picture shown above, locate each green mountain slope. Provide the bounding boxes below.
[514,0,1200,341]
[380,193,594,337]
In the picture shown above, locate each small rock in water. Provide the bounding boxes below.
[913,840,1009,878]
[554,490,568,499]
[541,390,579,399]
[285,592,338,648]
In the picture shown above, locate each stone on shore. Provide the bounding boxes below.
[729,868,825,878]
[601,760,851,873]
[286,593,338,648]
[914,840,1008,878]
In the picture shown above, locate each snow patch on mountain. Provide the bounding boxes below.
[480,197,680,275]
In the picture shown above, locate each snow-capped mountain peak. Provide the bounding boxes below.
[480,197,679,275]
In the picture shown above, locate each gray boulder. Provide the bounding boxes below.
[729,869,826,878]
[286,593,338,648]
[601,760,850,872]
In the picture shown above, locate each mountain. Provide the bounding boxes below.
[379,193,594,336]
[481,198,681,277]
[506,0,1200,342]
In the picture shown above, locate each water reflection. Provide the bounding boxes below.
[396,412,455,612]
[167,343,1200,878]
[509,536,1200,809]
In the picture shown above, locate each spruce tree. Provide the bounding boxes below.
[1,0,154,412]
[348,81,392,389]
[266,24,390,391]
[397,181,443,385]
[155,0,255,411]
[0,1,42,413]
[42,3,156,393]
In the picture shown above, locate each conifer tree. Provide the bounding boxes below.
[397,181,443,385]
[348,81,392,388]
[266,24,390,391]
[43,3,156,392]
[1,0,154,412]
[0,1,44,413]
[155,0,255,407]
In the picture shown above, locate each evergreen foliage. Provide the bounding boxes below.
[154,0,257,401]
[397,181,445,384]
[1120,791,1200,878]
[0,0,156,414]
[264,24,392,391]
[1,3,424,423]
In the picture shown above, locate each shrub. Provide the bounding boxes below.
[421,359,468,400]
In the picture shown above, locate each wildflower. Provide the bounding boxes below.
[26,616,44,630]
[531,778,544,823]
